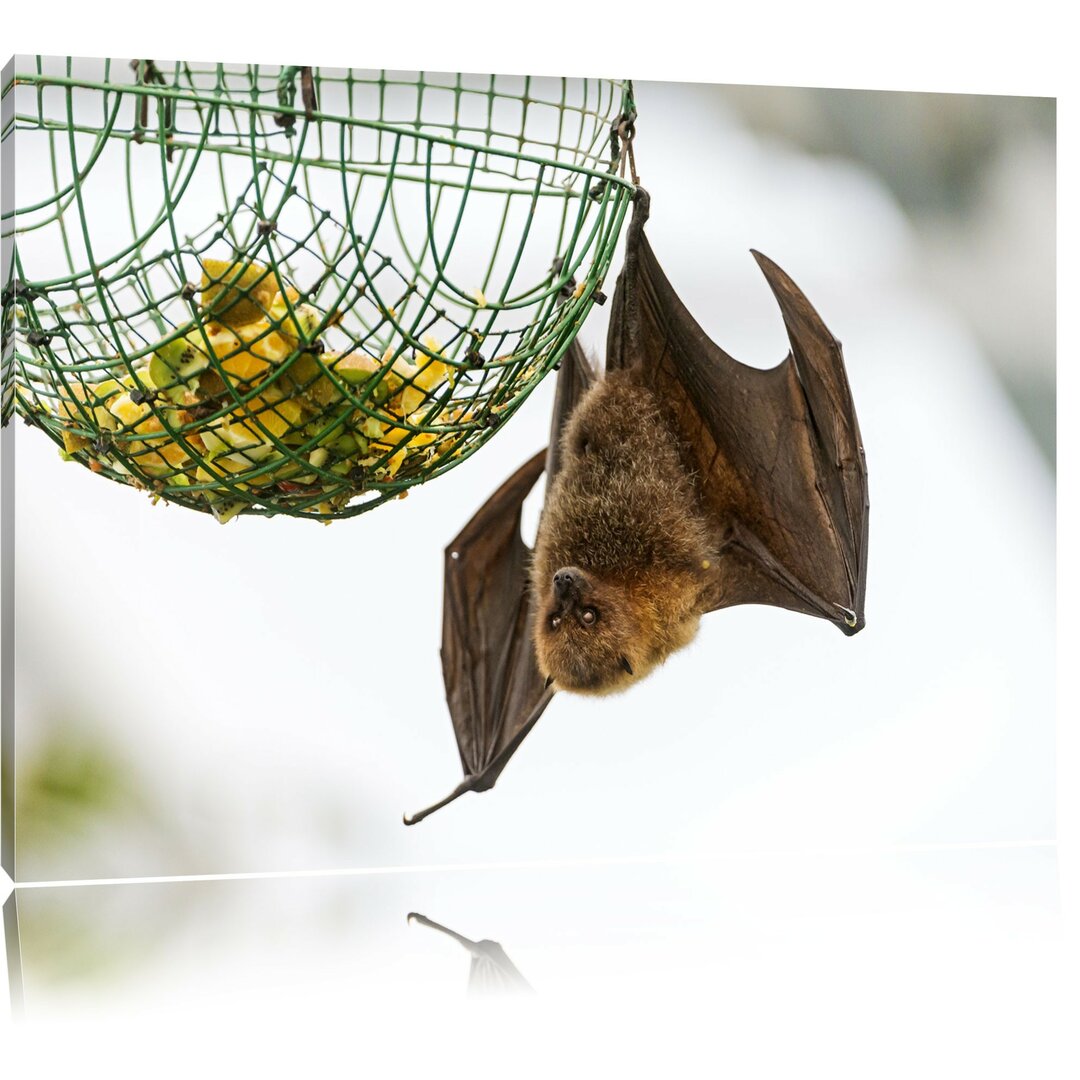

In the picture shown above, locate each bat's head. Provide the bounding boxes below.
[533,565,701,696]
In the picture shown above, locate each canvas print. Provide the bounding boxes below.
[0,58,1054,897]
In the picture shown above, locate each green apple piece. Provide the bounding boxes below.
[331,353,379,386]
[329,354,401,404]
[199,428,229,460]
[359,415,385,440]
[331,433,361,456]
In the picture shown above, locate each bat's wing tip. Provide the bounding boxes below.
[749,250,839,343]
[749,248,798,293]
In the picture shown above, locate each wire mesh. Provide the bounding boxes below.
[2,58,635,521]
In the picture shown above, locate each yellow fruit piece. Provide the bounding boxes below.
[121,411,203,474]
[380,415,438,448]
[107,392,152,428]
[189,320,295,381]
[190,324,267,382]
[203,417,265,453]
[259,388,304,426]
[236,319,293,365]
[154,433,204,469]
[385,449,406,477]
[132,446,184,474]
[57,379,125,428]
[233,395,298,441]
[416,336,455,389]
[194,452,259,483]
[359,415,387,440]
[56,382,91,421]
[198,391,296,456]
[398,385,425,415]
[62,431,90,454]
[389,341,455,412]
[414,357,452,393]
[200,259,297,328]
[296,369,340,409]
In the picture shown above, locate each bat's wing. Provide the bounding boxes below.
[608,191,868,634]
[403,343,596,824]
[407,913,533,994]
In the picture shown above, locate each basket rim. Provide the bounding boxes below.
[7,68,638,199]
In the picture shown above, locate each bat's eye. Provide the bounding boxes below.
[549,615,562,630]
[580,607,598,626]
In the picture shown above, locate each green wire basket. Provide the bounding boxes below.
[1,58,636,521]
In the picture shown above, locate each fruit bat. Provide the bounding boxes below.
[403,189,868,825]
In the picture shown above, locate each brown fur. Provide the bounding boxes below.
[531,369,715,695]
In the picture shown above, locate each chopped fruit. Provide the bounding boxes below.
[265,296,323,345]
[62,431,91,455]
[200,258,296,328]
[52,259,461,521]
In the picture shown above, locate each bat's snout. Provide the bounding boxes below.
[552,567,585,603]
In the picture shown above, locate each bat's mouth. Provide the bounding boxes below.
[552,663,636,698]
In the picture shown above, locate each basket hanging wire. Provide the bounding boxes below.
[1,59,636,521]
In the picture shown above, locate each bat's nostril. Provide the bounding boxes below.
[553,568,579,598]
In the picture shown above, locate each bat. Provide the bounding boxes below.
[403,189,868,824]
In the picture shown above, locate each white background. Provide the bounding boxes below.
[2,2,1077,1076]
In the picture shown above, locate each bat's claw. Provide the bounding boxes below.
[835,604,858,628]
[402,778,477,826]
